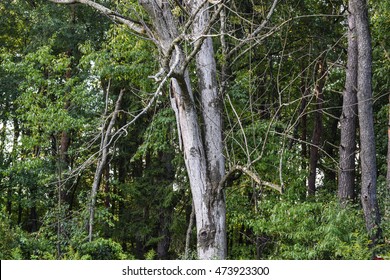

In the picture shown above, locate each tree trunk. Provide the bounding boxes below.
[88,89,124,242]
[170,74,226,259]
[338,3,358,204]
[301,84,308,170]
[192,0,226,259]
[308,60,326,196]
[140,0,226,259]
[352,0,381,242]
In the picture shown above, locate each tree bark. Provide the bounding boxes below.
[140,0,226,259]
[192,0,226,259]
[300,81,308,170]
[308,59,326,196]
[170,74,226,259]
[351,0,381,242]
[338,3,358,204]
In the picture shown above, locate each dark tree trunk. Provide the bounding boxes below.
[352,0,381,242]
[338,3,358,204]
[308,60,327,196]
[300,78,307,171]
[323,118,339,189]
[27,185,38,232]
[156,209,172,259]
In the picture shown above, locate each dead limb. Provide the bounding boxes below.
[218,165,283,194]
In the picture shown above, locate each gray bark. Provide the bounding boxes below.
[351,0,381,241]
[338,3,358,204]
[140,0,226,259]
[192,0,226,259]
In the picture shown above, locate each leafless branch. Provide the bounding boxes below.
[182,1,225,69]
[48,0,145,34]
[218,165,283,194]
[227,0,279,59]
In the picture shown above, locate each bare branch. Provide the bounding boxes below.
[226,93,251,164]
[218,165,283,194]
[48,0,145,34]
[110,44,182,142]
[173,0,190,16]
[183,1,225,69]
[227,0,279,59]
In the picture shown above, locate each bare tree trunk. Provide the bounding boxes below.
[140,0,226,259]
[170,74,225,259]
[352,0,381,242]
[191,0,226,259]
[338,3,358,204]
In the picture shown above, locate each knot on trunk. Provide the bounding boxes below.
[198,225,216,248]
[190,147,199,157]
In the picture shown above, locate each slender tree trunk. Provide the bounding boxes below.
[352,0,381,242]
[308,60,327,196]
[104,162,110,209]
[184,202,195,259]
[300,73,308,172]
[88,89,124,242]
[338,3,358,204]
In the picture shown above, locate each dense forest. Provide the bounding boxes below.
[0,0,389,260]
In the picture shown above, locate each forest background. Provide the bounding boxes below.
[1,0,390,260]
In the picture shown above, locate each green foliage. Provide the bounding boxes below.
[227,192,372,259]
[144,249,157,260]
[0,213,23,259]
[134,108,177,158]
[0,211,57,260]
[76,238,129,260]
[79,24,157,92]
